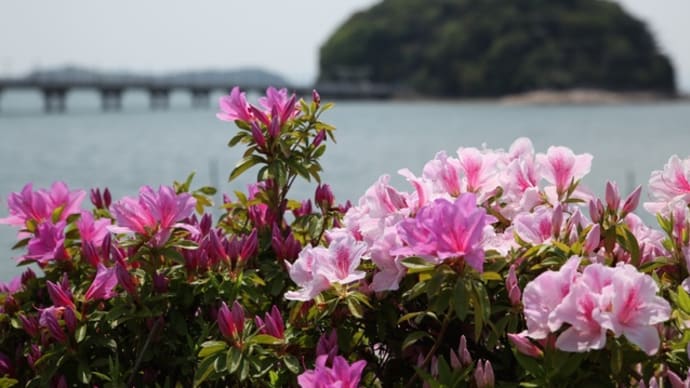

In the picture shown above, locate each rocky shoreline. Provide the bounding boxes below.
[499,89,680,105]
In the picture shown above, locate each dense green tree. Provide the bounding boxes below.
[318,0,675,97]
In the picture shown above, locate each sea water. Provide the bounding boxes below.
[1,89,689,280]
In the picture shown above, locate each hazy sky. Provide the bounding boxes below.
[1,0,689,91]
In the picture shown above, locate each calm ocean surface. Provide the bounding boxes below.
[1,90,690,280]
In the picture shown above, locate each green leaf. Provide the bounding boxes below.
[198,341,227,358]
[454,279,470,320]
[401,256,435,274]
[480,271,502,282]
[194,354,217,387]
[227,347,242,374]
[75,325,87,343]
[402,331,431,350]
[283,355,300,374]
[197,186,217,195]
[77,361,92,384]
[677,286,690,314]
[616,224,641,267]
[229,155,265,182]
[11,238,30,250]
[249,334,283,346]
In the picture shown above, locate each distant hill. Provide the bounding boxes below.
[25,66,290,87]
[319,0,676,97]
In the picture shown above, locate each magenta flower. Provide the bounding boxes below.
[218,301,245,340]
[24,221,68,264]
[297,355,366,388]
[254,305,284,339]
[0,182,85,230]
[394,194,490,272]
[109,185,196,246]
[83,264,118,302]
[536,146,593,195]
[76,211,110,248]
[258,87,298,124]
[217,86,253,122]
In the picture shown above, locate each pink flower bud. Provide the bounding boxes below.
[0,352,14,377]
[116,263,137,296]
[507,333,543,358]
[19,314,39,337]
[506,265,521,306]
[315,184,335,211]
[218,301,245,340]
[250,122,267,150]
[268,113,281,139]
[583,224,601,255]
[46,281,75,310]
[293,200,313,218]
[103,188,112,208]
[605,181,621,211]
[458,335,472,366]
[316,330,338,363]
[153,272,169,293]
[589,198,604,223]
[313,130,326,148]
[621,185,642,216]
[239,229,258,262]
[474,360,494,388]
[40,307,67,343]
[254,305,285,339]
[312,89,321,106]
[63,308,77,334]
[90,188,103,209]
[21,268,36,285]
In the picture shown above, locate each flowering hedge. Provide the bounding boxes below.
[1,86,690,387]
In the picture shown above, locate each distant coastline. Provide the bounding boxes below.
[498,89,680,105]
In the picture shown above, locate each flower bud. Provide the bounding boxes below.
[250,122,267,150]
[605,181,621,211]
[621,185,642,216]
[19,314,39,337]
[312,89,321,106]
[153,272,169,293]
[507,333,543,358]
[254,305,285,339]
[313,130,326,148]
[315,184,335,212]
[46,281,75,310]
[551,204,563,239]
[63,308,77,334]
[218,301,245,340]
[583,224,601,255]
[474,360,494,388]
[588,198,604,223]
[316,329,338,363]
[90,188,103,209]
[506,265,521,306]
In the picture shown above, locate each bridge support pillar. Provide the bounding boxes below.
[149,88,170,110]
[42,88,68,113]
[100,88,123,111]
[190,88,210,108]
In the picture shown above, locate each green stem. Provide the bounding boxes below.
[127,316,164,386]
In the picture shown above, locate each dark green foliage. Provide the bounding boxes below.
[319,0,676,96]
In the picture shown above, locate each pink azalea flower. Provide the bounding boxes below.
[421,151,462,197]
[536,146,592,195]
[84,264,118,302]
[644,155,690,214]
[369,226,406,292]
[24,221,68,264]
[76,211,110,248]
[457,147,502,195]
[394,194,490,272]
[218,301,245,340]
[360,175,408,219]
[109,186,196,246]
[521,256,581,339]
[297,355,366,388]
[285,235,367,301]
[258,87,298,124]
[0,182,85,229]
[514,206,560,245]
[216,86,253,122]
[550,280,608,352]
[598,264,671,355]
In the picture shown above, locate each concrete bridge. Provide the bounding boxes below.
[0,77,395,113]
